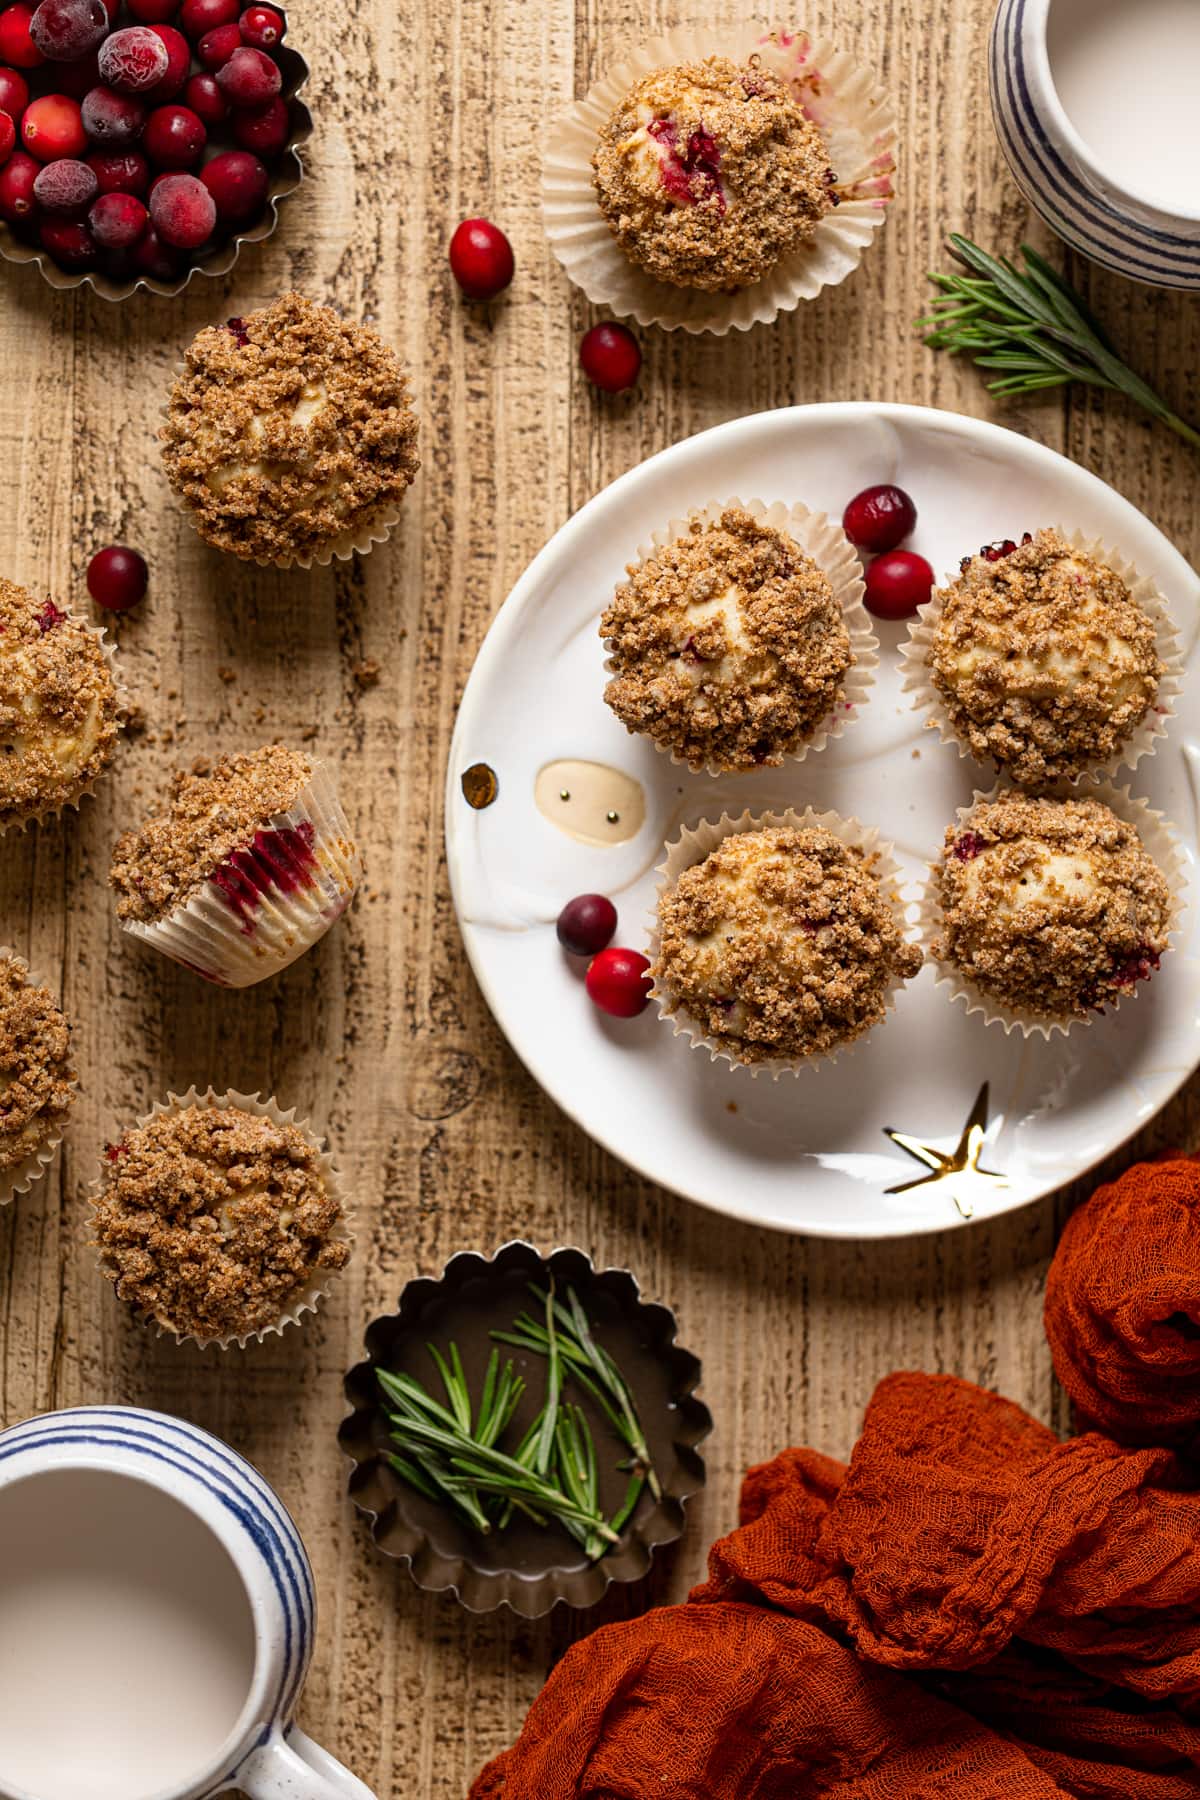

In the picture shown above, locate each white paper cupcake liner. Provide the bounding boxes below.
[899,528,1183,788]
[119,760,361,989]
[0,613,124,836]
[649,806,918,1077]
[918,781,1187,1039]
[605,497,876,777]
[90,1086,355,1351]
[544,23,898,334]
[0,946,76,1208]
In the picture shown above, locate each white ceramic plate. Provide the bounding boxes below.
[445,404,1200,1239]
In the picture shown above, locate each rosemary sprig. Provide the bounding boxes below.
[919,234,1200,451]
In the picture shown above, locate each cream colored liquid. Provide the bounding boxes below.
[535,759,646,847]
[1047,0,1200,213]
[0,1470,255,1800]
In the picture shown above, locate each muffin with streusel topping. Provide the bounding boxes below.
[592,57,834,291]
[0,577,119,830]
[0,954,74,1201]
[161,293,421,567]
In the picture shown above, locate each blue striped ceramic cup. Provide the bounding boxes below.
[989,0,1200,289]
[0,1406,376,1800]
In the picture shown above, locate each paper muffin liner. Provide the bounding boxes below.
[605,497,876,777]
[119,759,361,989]
[90,1086,355,1351]
[0,947,76,1208]
[899,529,1183,789]
[917,781,1187,1040]
[543,23,898,334]
[649,806,918,1077]
[0,613,124,837]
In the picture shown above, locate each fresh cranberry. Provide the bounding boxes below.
[145,22,188,96]
[557,894,618,958]
[87,146,147,191]
[0,66,30,118]
[98,25,169,91]
[238,2,280,47]
[229,90,284,153]
[183,68,224,121]
[448,216,513,300]
[199,145,264,220]
[863,550,935,621]
[22,92,86,158]
[215,42,277,102]
[842,483,917,555]
[128,215,180,275]
[32,153,94,209]
[0,145,38,216]
[579,321,641,393]
[178,0,236,36]
[88,186,144,245]
[28,0,106,60]
[87,544,147,610]
[39,211,94,263]
[586,947,652,1018]
[142,100,203,164]
[81,84,145,146]
[148,166,212,244]
[0,3,45,66]
[195,17,237,65]
[53,48,99,94]
[0,110,12,164]
[127,0,180,17]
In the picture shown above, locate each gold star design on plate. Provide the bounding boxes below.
[883,1082,1008,1220]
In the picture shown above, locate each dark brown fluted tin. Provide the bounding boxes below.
[0,11,310,302]
[340,1242,711,1617]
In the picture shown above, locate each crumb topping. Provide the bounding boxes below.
[928,530,1164,787]
[110,744,312,923]
[0,956,74,1173]
[161,293,421,564]
[601,507,852,773]
[92,1104,351,1341]
[0,577,119,827]
[592,56,834,291]
[934,791,1172,1020]
[654,825,921,1062]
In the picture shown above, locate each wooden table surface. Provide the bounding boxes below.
[1,1,1197,1794]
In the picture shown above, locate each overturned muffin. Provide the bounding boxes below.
[602,507,853,773]
[161,293,421,566]
[592,56,834,291]
[654,823,921,1065]
[92,1100,352,1344]
[926,530,1165,787]
[933,791,1173,1023]
[0,955,74,1193]
[0,577,119,830]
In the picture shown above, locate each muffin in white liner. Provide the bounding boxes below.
[649,807,921,1077]
[899,527,1182,789]
[602,498,875,776]
[544,24,897,334]
[89,1086,355,1351]
[0,948,76,1207]
[919,783,1185,1039]
[111,752,361,988]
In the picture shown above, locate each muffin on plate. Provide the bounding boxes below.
[932,790,1174,1025]
[602,506,857,774]
[922,529,1166,787]
[653,819,921,1067]
[591,56,834,291]
[161,293,421,567]
[0,953,75,1203]
[0,576,119,830]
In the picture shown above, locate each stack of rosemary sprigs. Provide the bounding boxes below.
[377,1282,661,1563]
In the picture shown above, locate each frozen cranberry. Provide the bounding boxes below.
[216,44,278,102]
[81,83,145,146]
[22,93,86,157]
[230,90,285,153]
[182,68,225,121]
[88,186,145,245]
[0,145,38,217]
[0,66,30,119]
[128,215,179,275]
[142,101,203,164]
[53,48,99,94]
[448,216,513,300]
[39,211,94,263]
[842,483,917,555]
[863,549,935,621]
[32,153,94,209]
[195,17,236,64]
[179,0,236,35]
[586,947,652,1019]
[199,145,264,221]
[28,0,106,60]
[149,166,212,244]
[87,146,148,191]
[145,22,188,96]
[127,0,180,18]
[0,4,45,66]
[87,544,147,610]
[99,25,169,91]
[557,894,618,958]
[579,321,641,393]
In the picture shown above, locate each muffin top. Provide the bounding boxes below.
[927,530,1164,787]
[0,956,74,1175]
[654,825,921,1063]
[934,792,1173,1021]
[591,56,834,291]
[161,293,421,564]
[0,577,119,829]
[601,507,852,773]
[110,744,313,924]
[92,1103,351,1342]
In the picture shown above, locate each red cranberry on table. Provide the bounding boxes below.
[842,483,918,555]
[0,146,38,218]
[81,85,145,147]
[0,3,46,67]
[98,25,170,91]
[579,321,641,393]
[183,69,225,122]
[28,0,106,60]
[146,24,190,98]
[0,66,30,118]
[38,212,94,263]
[87,544,147,611]
[31,153,94,208]
[200,146,265,221]
[215,44,279,102]
[586,947,652,1019]
[22,92,85,157]
[239,4,282,48]
[230,91,285,153]
[148,166,213,245]
[178,0,238,36]
[196,19,239,67]
[0,111,13,164]
[448,216,513,301]
[87,147,148,192]
[863,549,936,621]
[557,894,618,958]
[143,101,205,165]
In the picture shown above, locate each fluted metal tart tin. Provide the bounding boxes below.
[339,1241,711,1617]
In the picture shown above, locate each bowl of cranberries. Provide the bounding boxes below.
[0,0,310,298]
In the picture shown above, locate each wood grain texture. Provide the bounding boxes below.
[1,1,1198,1793]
